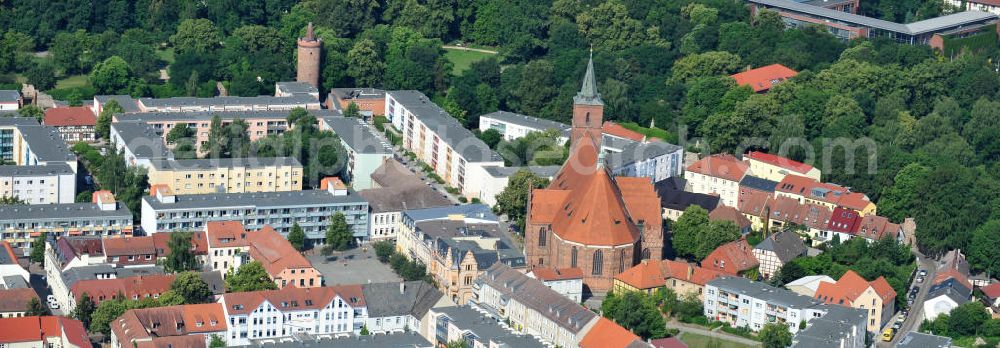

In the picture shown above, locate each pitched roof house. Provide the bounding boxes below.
[0,316,89,347]
[813,270,897,332]
[110,303,227,348]
[701,239,759,276]
[579,317,648,348]
[752,231,807,279]
[730,64,798,93]
[614,259,722,299]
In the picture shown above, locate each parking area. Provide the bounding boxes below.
[306,247,402,286]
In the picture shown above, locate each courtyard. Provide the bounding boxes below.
[306,247,402,286]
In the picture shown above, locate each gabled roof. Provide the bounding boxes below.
[204,221,250,248]
[579,317,643,348]
[745,151,813,174]
[103,235,156,256]
[709,206,752,230]
[814,270,895,306]
[926,278,972,305]
[220,285,365,316]
[0,288,39,312]
[246,226,315,277]
[111,303,227,347]
[0,316,88,347]
[738,189,772,218]
[542,167,641,246]
[478,263,597,334]
[43,106,96,126]
[980,282,1000,300]
[530,267,584,281]
[702,239,759,275]
[71,274,176,303]
[857,215,900,241]
[358,184,452,213]
[602,121,645,142]
[731,64,798,92]
[740,175,778,193]
[615,259,722,290]
[686,154,749,182]
[655,178,720,212]
[827,207,862,234]
[753,231,806,263]
[361,281,443,318]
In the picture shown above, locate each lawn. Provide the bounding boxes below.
[54,74,90,89]
[155,48,175,64]
[443,47,496,75]
[678,332,759,348]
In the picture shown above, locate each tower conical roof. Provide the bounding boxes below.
[574,49,603,106]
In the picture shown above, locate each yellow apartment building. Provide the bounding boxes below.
[147,157,303,195]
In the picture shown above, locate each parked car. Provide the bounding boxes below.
[918,269,928,277]
[896,314,906,323]
[882,328,896,342]
[916,276,925,283]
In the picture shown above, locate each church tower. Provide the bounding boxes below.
[570,50,604,150]
[296,23,321,88]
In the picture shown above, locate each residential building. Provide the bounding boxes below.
[654,178,720,221]
[369,156,422,189]
[0,288,39,318]
[749,0,998,44]
[384,90,504,199]
[685,154,749,207]
[110,303,228,348]
[0,316,90,348]
[110,121,173,168]
[789,304,867,348]
[476,165,560,206]
[478,110,570,142]
[69,274,175,311]
[0,242,28,287]
[752,231,807,279]
[135,95,321,113]
[775,175,876,216]
[317,116,393,189]
[141,183,368,242]
[602,121,646,142]
[327,88,386,117]
[947,0,1000,15]
[0,163,76,204]
[398,205,524,304]
[526,267,584,303]
[745,151,819,181]
[981,282,1000,310]
[702,239,759,276]
[42,106,97,142]
[204,222,323,288]
[0,91,21,111]
[614,259,721,300]
[360,281,452,335]
[92,95,142,115]
[923,278,972,321]
[472,263,598,348]
[427,306,547,347]
[607,140,684,183]
[704,276,865,341]
[146,157,303,195]
[218,285,368,346]
[785,275,835,297]
[579,317,649,348]
[274,81,319,99]
[813,270,896,333]
[230,332,433,348]
[113,109,339,151]
[358,168,452,240]
[525,56,664,293]
[46,264,164,316]
[0,190,132,254]
[710,205,753,233]
[895,331,953,348]
[730,64,799,93]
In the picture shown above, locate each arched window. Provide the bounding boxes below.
[571,247,578,268]
[585,112,590,124]
[642,248,650,260]
[619,250,626,273]
[592,250,603,275]
[538,228,547,247]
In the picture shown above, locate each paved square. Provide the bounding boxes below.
[306,248,402,286]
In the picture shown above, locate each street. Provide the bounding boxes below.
[370,122,462,205]
[877,249,937,347]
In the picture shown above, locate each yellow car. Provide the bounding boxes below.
[882,328,895,342]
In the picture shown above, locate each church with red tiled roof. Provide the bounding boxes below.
[525,53,663,293]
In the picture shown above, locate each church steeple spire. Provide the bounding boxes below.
[574,47,602,106]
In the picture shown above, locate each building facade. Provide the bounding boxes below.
[146,157,304,195]
[0,191,132,254]
[684,154,749,208]
[296,23,321,88]
[318,116,393,190]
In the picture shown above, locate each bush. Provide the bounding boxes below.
[373,116,389,132]
[372,240,395,263]
[458,196,468,203]
[445,186,461,195]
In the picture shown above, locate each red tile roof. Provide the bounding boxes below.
[814,270,896,307]
[701,239,759,275]
[0,288,39,312]
[204,221,250,248]
[246,226,315,278]
[220,285,366,316]
[933,268,972,289]
[870,276,897,303]
[730,64,798,92]
[0,241,17,265]
[616,259,722,290]
[603,121,646,142]
[980,283,1000,300]
[746,151,814,174]
[533,165,646,246]
[579,317,644,348]
[71,274,177,304]
[530,267,584,281]
[111,304,226,347]
[43,106,96,127]
[709,205,752,230]
[0,316,88,347]
[152,231,208,257]
[827,207,862,235]
[103,235,156,257]
[686,154,749,182]
[737,189,772,218]
[857,215,900,241]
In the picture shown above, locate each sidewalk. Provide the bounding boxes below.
[666,320,762,347]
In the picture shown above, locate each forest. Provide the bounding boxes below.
[0,0,998,276]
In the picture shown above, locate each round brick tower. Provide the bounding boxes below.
[296,22,321,88]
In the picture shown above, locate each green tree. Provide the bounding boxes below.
[96,100,124,140]
[24,60,57,90]
[343,102,361,118]
[90,297,130,335]
[670,51,742,84]
[90,56,133,94]
[0,196,27,205]
[477,128,502,149]
[171,272,213,304]
[760,322,793,348]
[17,105,44,123]
[29,232,46,264]
[75,191,93,203]
[947,302,989,336]
[207,115,226,158]
[225,261,278,292]
[26,297,50,316]
[171,19,221,55]
[347,39,385,87]
[671,206,740,260]
[494,170,549,232]
[496,129,566,166]
[165,123,194,145]
[601,291,670,339]
[576,0,667,51]
[209,334,226,348]
[72,293,96,328]
[373,240,395,263]
[968,220,1000,276]
[444,340,468,348]
[324,212,353,253]
[163,232,200,273]
[288,223,306,251]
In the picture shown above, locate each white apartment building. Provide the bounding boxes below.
[219,285,367,346]
[318,116,393,190]
[684,154,748,208]
[0,164,75,204]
